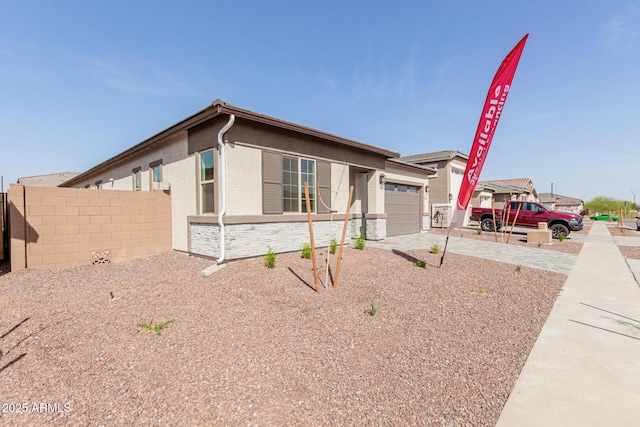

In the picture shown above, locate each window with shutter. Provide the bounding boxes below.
[262,151,283,214]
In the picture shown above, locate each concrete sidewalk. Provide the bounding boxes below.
[496,221,640,426]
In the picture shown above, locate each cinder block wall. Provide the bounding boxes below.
[8,184,172,270]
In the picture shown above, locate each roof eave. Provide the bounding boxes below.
[62,100,399,187]
[61,103,221,187]
[216,102,399,158]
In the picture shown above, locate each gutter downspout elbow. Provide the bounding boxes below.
[216,114,235,264]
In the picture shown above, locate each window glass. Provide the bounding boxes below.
[200,150,215,214]
[283,156,299,212]
[281,156,315,213]
[300,159,315,213]
[201,150,214,181]
[152,165,162,182]
[202,182,214,214]
[385,183,396,191]
[133,170,141,191]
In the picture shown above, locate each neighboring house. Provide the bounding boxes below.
[18,172,80,187]
[398,150,468,227]
[538,193,584,214]
[60,100,435,261]
[474,178,538,209]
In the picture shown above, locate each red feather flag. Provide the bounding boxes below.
[452,33,529,227]
[440,34,528,267]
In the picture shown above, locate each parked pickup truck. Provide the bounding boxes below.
[469,201,584,239]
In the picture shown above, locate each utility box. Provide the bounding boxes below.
[527,229,552,245]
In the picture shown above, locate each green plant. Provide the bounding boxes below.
[413,260,426,268]
[329,237,338,255]
[354,233,366,250]
[516,264,522,272]
[264,247,276,268]
[476,229,482,235]
[478,286,485,296]
[558,233,566,242]
[300,242,312,259]
[138,319,175,335]
[369,301,378,316]
[430,243,441,254]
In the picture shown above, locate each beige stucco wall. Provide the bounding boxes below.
[226,144,262,216]
[163,156,196,252]
[331,163,350,213]
[367,170,385,214]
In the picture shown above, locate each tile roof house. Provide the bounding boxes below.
[538,193,584,214]
[61,100,435,261]
[474,178,538,209]
[17,172,80,187]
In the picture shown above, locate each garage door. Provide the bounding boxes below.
[385,183,420,237]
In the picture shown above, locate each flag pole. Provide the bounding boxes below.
[439,221,453,267]
[439,209,460,267]
[440,33,528,266]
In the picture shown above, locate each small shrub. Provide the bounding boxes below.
[300,242,312,259]
[329,237,338,255]
[516,264,522,272]
[476,229,482,235]
[369,301,378,316]
[264,247,276,269]
[558,233,566,242]
[355,234,366,250]
[478,286,485,296]
[430,243,441,254]
[138,319,175,336]
[413,260,426,268]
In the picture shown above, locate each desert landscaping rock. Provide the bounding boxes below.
[0,248,566,426]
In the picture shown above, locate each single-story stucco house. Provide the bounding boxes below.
[60,100,436,261]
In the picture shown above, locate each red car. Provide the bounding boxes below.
[470,201,583,239]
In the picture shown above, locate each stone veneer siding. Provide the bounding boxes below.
[350,217,386,241]
[422,215,431,230]
[191,220,350,260]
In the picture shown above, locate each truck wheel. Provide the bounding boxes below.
[550,224,569,239]
[480,218,495,232]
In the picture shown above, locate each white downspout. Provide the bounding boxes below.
[216,114,235,264]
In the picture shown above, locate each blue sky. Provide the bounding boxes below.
[1,1,639,203]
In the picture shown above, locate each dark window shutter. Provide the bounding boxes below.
[317,160,331,214]
[263,151,283,214]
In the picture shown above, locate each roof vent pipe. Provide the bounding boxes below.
[216,114,235,264]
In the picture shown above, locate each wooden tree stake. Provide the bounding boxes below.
[304,182,320,293]
[334,185,354,288]
[506,202,521,244]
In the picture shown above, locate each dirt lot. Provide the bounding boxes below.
[0,246,566,426]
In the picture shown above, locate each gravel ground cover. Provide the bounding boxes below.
[0,247,566,426]
[619,246,640,260]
